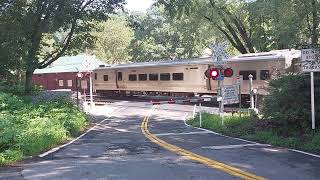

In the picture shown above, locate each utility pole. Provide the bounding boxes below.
[89,71,94,107]
[218,68,225,126]
[311,72,315,130]
[249,74,254,109]
[85,47,94,108]
[211,39,228,126]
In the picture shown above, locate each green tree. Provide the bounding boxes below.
[158,0,255,54]
[1,0,124,94]
[158,0,320,53]
[0,1,27,82]
[300,0,320,45]
[90,16,134,64]
[128,6,217,61]
[247,0,319,50]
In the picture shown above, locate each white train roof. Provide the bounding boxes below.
[228,49,301,62]
[96,49,301,70]
[96,57,213,70]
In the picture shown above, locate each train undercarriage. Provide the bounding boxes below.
[95,89,256,108]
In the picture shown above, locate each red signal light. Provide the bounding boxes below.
[210,69,219,79]
[224,68,233,77]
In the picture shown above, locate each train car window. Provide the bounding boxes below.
[260,70,270,80]
[103,75,108,81]
[160,73,170,81]
[139,74,147,81]
[117,72,123,81]
[173,73,184,81]
[129,74,137,81]
[94,73,97,80]
[239,71,256,80]
[149,74,159,81]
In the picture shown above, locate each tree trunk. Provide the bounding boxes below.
[25,69,34,95]
[311,0,319,45]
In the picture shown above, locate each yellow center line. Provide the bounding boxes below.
[141,105,267,180]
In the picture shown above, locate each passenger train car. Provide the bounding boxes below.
[92,49,301,97]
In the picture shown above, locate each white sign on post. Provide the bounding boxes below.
[223,85,239,105]
[301,48,320,72]
[301,47,319,130]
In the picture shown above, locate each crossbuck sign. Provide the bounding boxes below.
[210,41,229,64]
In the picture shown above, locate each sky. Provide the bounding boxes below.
[125,0,154,12]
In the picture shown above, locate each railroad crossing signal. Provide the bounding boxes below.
[210,69,220,79]
[224,68,233,77]
[205,67,233,80]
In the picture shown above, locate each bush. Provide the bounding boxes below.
[262,73,320,134]
[0,93,24,111]
[305,133,320,150]
[0,92,88,165]
[0,149,23,165]
[17,117,68,155]
[0,80,43,96]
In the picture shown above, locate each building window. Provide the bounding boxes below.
[67,80,73,87]
[117,72,123,81]
[239,71,257,80]
[129,74,137,81]
[139,74,147,81]
[58,79,64,87]
[94,73,97,80]
[260,70,270,80]
[172,73,184,81]
[160,73,170,81]
[149,74,158,81]
[103,75,108,81]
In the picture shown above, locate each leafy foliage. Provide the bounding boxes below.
[0,80,42,96]
[128,6,218,61]
[157,0,320,53]
[262,73,320,134]
[1,0,125,94]
[0,92,88,165]
[89,15,134,64]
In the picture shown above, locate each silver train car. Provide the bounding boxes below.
[92,49,301,97]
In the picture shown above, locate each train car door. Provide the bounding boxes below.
[116,71,125,89]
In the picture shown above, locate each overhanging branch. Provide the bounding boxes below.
[37,0,95,69]
[38,19,77,69]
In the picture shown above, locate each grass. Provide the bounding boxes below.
[187,113,320,152]
[0,92,88,165]
[189,113,254,137]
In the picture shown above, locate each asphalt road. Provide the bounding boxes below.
[1,101,320,180]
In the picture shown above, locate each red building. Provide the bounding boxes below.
[32,54,107,91]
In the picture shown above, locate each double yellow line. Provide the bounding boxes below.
[141,106,267,180]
